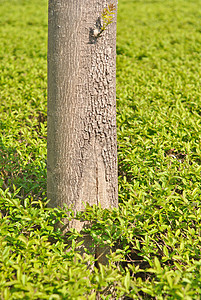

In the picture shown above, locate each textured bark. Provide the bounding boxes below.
[47,0,118,234]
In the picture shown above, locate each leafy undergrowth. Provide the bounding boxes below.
[0,0,201,299]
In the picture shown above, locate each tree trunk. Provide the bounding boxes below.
[47,0,118,235]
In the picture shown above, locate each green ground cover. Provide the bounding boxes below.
[0,0,201,298]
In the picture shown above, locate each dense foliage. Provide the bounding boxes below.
[0,0,201,299]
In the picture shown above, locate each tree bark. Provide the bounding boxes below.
[47,0,118,235]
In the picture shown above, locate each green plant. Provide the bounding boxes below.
[93,3,116,38]
[101,3,116,31]
[1,0,201,298]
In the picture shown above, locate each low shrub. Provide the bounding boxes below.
[1,0,201,298]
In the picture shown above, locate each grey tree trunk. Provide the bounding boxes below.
[47,0,118,235]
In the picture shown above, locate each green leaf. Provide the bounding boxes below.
[124,271,130,291]
[88,292,96,300]
[154,257,162,272]
[163,246,169,257]
[167,274,173,288]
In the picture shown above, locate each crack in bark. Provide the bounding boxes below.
[96,160,99,206]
